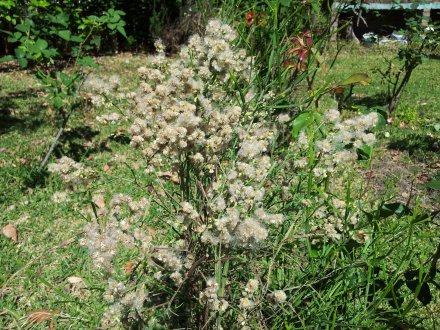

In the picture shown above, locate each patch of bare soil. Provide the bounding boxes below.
[364,146,440,211]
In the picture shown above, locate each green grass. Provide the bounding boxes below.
[0,47,439,328]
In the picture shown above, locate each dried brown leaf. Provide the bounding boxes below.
[27,309,61,324]
[103,164,112,173]
[157,171,179,184]
[67,276,83,285]
[2,224,17,242]
[93,194,106,209]
[125,261,134,274]
[147,226,157,238]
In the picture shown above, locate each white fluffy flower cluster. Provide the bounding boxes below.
[101,279,148,329]
[151,239,194,286]
[84,75,122,110]
[294,110,378,177]
[268,290,287,304]
[129,20,254,170]
[306,195,368,243]
[48,156,93,188]
[80,194,151,271]
[84,75,121,95]
[199,278,229,312]
[51,191,69,203]
[237,278,260,327]
[200,124,285,247]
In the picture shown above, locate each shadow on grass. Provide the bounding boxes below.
[0,89,45,134]
[21,166,49,189]
[53,126,108,161]
[349,92,388,109]
[388,132,439,159]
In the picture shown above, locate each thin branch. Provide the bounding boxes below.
[40,75,86,168]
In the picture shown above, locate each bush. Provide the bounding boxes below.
[46,19,440,329]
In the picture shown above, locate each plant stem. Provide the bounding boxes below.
[40,75,85,168]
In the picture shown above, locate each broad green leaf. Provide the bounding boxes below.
[291,112,311,139]
[15,23,30,33]
[340,73,372,87]
[90,36,101,47]
[374,112,386,129]
[30,0,50,8]
[14,48,26,59]
[7,31,22,43]
[357,144,373,160]
[59,71,70,85]
[109,14,120,23]
[17,57,28,68]
[34,38,48,51]
[53,96,63,109]
[58,30,71,41]
[425,180,440,190]
[379,203,411,219]
[116,26,127,38]
[42,48,57,59]
[70,35,84,43]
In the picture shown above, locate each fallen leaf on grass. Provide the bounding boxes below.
[92,194,106,209]
[125,261,134,274]
[103,164,112,173]
[147,227,157,238]
[157,171,180,184]
[26,309,61,330]
[67,276,83,285]
[2,224,17,242]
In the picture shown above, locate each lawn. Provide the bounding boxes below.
[0,44,439,328]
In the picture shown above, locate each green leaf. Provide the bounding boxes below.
[58,30,71,41]
[379,203,411,219]
[340,73,372,87]
[357,144,373,160]
[70,35,84,43]
[17,57,28,68]
[116,26,127,38]
[14,48,26,59]
[53,96,63,109]
[30,0,50,8]
[291,112,311,139]
[7,31,22,43]
[113,10,125,16]
[15,23,30,33]
[109,14,120,23]
[42,48,58,59]
[34,38,48,51]
[59,71,70,85]
[0,55,14,62]
[90,36,101,47]
[425,180,440,190]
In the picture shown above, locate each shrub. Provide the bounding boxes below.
[47,18,439,330]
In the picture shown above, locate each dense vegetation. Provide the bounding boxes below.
[0,1,439,329]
